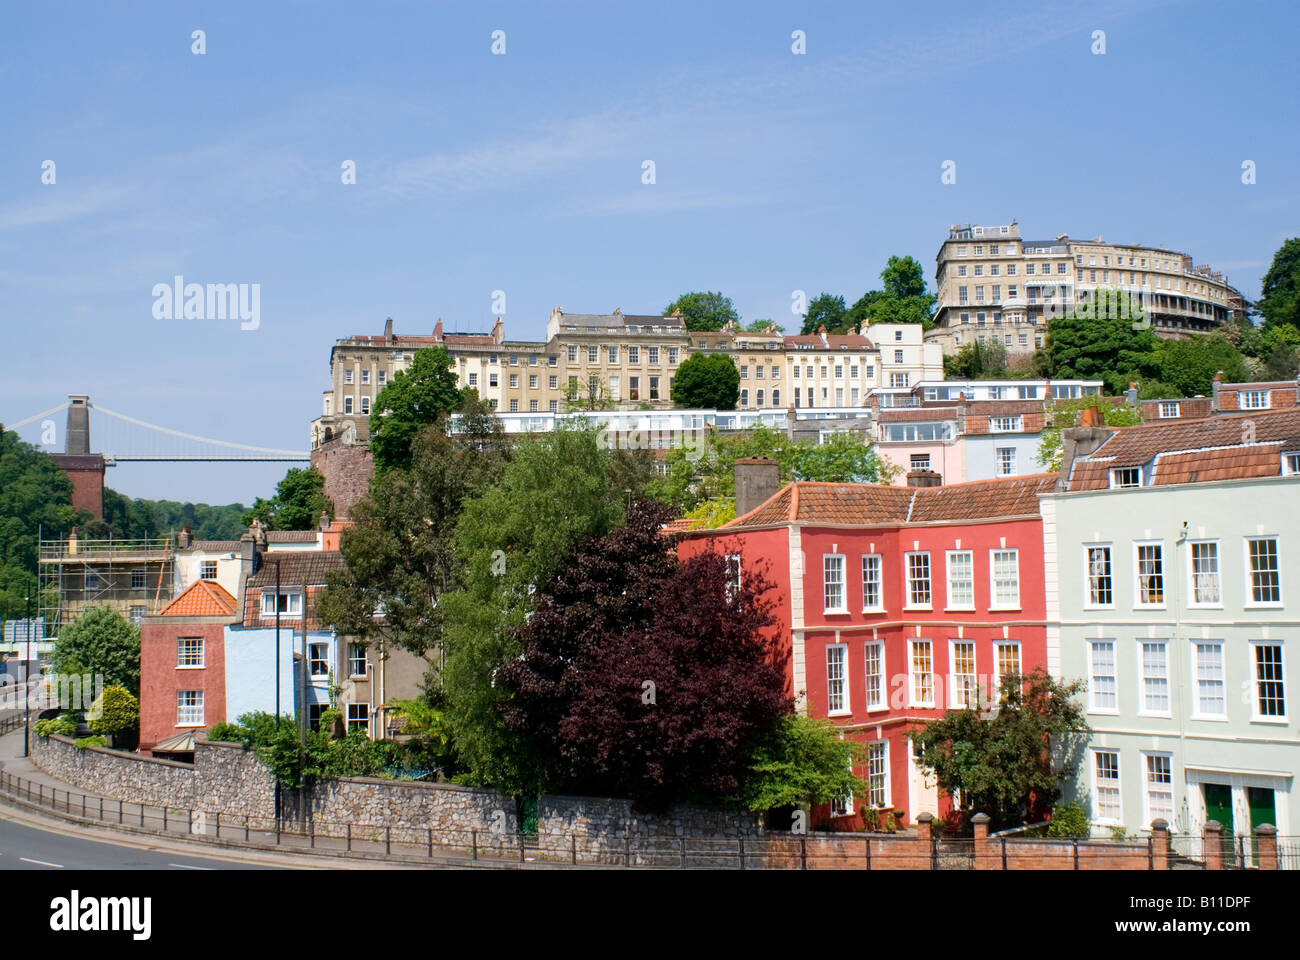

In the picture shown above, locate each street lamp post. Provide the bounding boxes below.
[22,595,31,758]
[273,557,281,832]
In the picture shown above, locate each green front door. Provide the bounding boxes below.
[1247,787,1276,862]
[1204,783,1235,865]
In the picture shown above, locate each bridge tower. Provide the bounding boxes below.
[49,394,107,519]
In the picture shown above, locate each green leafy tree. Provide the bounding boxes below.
[1158,334,1249,397]
[911,669,1090,831]
[1046,290,1163,393]
[319,410,508,665]
[845,256,938,331]
[243,467,334,531]
[0,429,84,621]
[369,346,464,473]
[1036,397,1143,471]
[663,291,740,332]
[787,431,901,484]
[1264,340,1300,381]
[743,318,784,333]
[943,339,1008,379]
[438,425,626,791]
[670,353,740,409]
[800,293,846,336]
[563,374,615,411]
[741,714,866,812]
[87,685,139,748]
[51,606,141,695]
[1258,237,1300,332]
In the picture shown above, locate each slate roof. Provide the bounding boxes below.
[712,474,1057,530]
[1065,409,1300,490]
[266,530,320,543]
[158,580,239,618]
[245,551,346,588]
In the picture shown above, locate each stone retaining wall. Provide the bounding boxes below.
[32,733,198,808]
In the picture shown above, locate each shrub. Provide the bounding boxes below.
[87,685,139,737]
[34,717,77,738]
[74,735,107,750]
[205,722,249,744]
[1109,824,1129,842]
[1046,802,1090,838]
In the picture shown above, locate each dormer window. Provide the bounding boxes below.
[261,590,303,618]
[1158,401,1180,419]
[1283,453,1300,476]
[1110,467,1142,489]
[1240,390,1270,410]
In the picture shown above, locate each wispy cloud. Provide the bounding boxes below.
[0,186,126,231]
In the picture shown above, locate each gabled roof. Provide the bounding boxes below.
[158,579,239,618]
[1066,409,1300,490]
[713,474,1057,530]
[245,551,345,588]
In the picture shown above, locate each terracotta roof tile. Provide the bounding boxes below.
[158,580,238,618]
[1067,409,1300,490]
[245,551,345,588]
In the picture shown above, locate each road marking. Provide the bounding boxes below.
[19,857,63,868]
[168,863,211,870]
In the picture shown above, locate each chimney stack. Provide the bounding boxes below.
[384,317,394,342]
[1126,382,1138,408]
[1058,423,1113,489]
[66,395,90,455]
[177,527,193,550]
[907,469,943,488]
[734,458,781,519]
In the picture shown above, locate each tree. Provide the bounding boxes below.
[1158,334,1249,397]
[52,607,141,696]
[500,500,791,809]
[1036,397,1143,471]
[741,714,866,813]
[243,467,334,531]
[800,293,846,336]
[911,669,1090,831]
[845,256,938,331]
[1046,290,1163,393]
[438,425,626,791]
[880,255,929,299]
[87,685,139,748]
[319,411,508,665]
[786,431,901,484]
[943,339,1008,380]
[1258,237,1300,333]
[368,346,464,473]
[670,353,740,409]
[743,318,784,333]
[563,374,615,412]
[1264,340,1300,381]
[0,429,85,621]
[663,292,740,332]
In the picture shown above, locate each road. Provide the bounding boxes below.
[0,812,276,870]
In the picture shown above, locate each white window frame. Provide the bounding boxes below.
[1190,640,1227,720]
[177,637,204,669]
[1187,540,1222,608]
[995,446,1016,476]
[347,703,369,734]
[308,641,330,679]
[347,642,367,678]
[1239,390,1270,410]
[177,690,204,727]
[1244,537,1283,607]
[725,554,742,602]
[199,560,218,580]
[866,741,890,808]
[1087,639,1118,714]
[823,554,846,613]
[861,554,883,612]
[945,550,974,611]
[908,639,935,708]
[863,640,885,711]
[1158,401,1180,419]
[826,643,849,716]
[989,548,1020,610]
[1141,751,1175,830]
[948,639,977,709]
[1091,749,1122,825]
[1084,544,1114,609]
[1283,452,1300,476]
[905,551,932,610]
[1133,540,1166,608]
[1109,467,1142,488]
[993,640,1021,698]
[260,590,303,618]
[1250,641,1287,722]
[1137,640,1172,718]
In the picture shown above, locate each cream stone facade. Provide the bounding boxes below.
[927,221,1245,357]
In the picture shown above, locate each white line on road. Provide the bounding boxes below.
[19,857,63,868]
[168,863,211,870]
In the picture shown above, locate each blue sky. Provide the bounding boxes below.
[2,0,1296,506]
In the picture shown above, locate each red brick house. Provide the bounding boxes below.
[678,468,1055,830]
[139,579,239,754]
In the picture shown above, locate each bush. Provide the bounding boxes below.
[205,721,249,744]
[74,735,107,750]
[87,685,139,737]
[34,716,78,738]
[1046,802,1090,838]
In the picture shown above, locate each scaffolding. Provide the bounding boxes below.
[38,531,175,635]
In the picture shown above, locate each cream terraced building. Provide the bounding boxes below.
[312,314,943,447]
[927,221,1246,357]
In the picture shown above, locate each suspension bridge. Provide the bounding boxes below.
[3,395,310,463]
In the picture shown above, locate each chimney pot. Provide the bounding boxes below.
[733,458,782,519]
